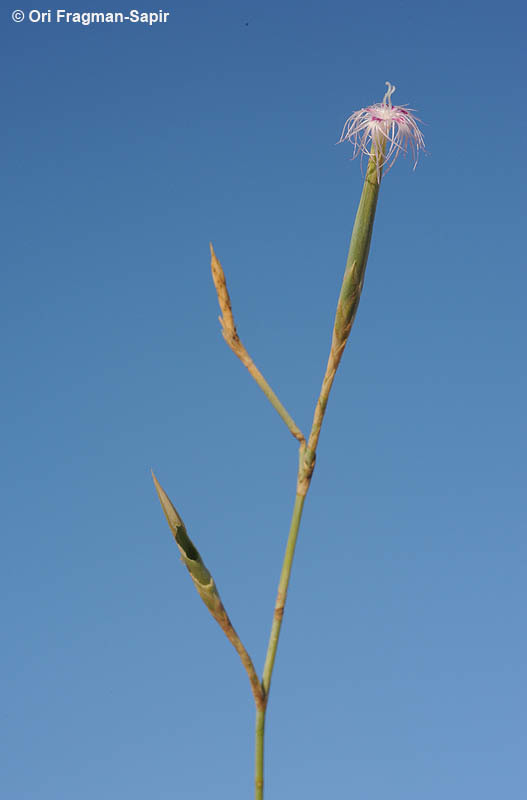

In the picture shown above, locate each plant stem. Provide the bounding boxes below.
[262,492,306,696]
[216,613,265,710]
[241,358,306,445]
[253,152,383,797]
[255,708,266,800]
[255,491,306,800]
[152,471,265,709]
[210,244,306,445]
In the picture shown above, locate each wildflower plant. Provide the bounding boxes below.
[152,82,425,798]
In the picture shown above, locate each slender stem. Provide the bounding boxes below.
[210,244,306,445]
[243,357,305,445]
[217,613,265,710]
[262,492,306,695]
[255,491,306,799]
[255,708,265,800]
[254,151,384,797]
[152,471,265,709]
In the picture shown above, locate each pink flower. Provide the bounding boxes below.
[339,82,425,181]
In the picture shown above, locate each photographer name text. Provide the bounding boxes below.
[12,9,171,25]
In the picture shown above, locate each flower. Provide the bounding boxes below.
[339,82,425,181]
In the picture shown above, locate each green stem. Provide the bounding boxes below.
[262,493,306,695]
[252,150,383,798]
[210,244,306,445]
[255,708,265,800]
[243,359,306,445]
[255,492,306,799]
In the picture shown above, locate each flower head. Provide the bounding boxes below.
[339,82,425,181]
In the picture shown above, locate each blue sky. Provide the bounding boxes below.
[2,0,525,798]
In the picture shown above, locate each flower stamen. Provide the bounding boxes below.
[382,81,396,109]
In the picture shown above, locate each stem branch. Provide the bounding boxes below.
[210,244,306,446]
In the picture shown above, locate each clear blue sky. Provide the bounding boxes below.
[2,1,525,798]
